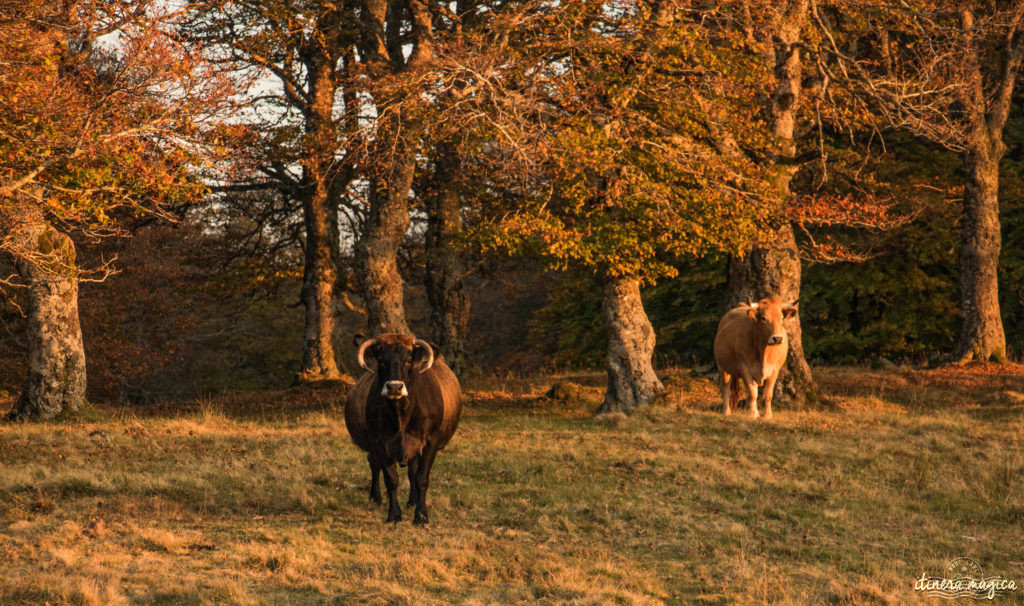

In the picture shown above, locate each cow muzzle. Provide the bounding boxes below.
[768,334,785,346]
[382,381,408,399]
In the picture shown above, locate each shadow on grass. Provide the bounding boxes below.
[819,364,1024,421]
[92,382,351,424]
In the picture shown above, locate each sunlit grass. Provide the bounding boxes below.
[1,366,1022,604]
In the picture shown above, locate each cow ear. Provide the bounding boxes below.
[747,307,757,321]
[352,332,367,348]
[782,303,798,319]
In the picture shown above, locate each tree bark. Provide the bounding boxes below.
[4,221,86,421]
[424,148,469,375]
[727,224,816,407]
[297,178,344,382]
[597,275,663,414]
[955,140,1007,362]
[951,10,1018,363]
[295,18,346,383]
[355,150,414,336]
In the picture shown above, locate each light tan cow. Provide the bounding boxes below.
[713,298,798,419]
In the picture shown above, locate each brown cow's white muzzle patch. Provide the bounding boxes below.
[382,381,408,399]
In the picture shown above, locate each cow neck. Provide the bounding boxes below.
[398,394,419,424]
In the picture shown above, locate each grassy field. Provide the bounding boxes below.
[1,365,1023,605]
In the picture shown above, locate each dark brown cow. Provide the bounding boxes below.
[713,298,798,419]
[344,334,461,525]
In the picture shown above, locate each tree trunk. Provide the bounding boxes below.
[955,145,1006,362]
[354,0,438,335]
[297,181,344,383]
[950,13,1017,363]
[424,149,469,375]
[295,35,346,384]
[4,222,86,421]
[728,224,817,407]
[597,275,663,414]
[353,0,436,338]
[355,150,414,336]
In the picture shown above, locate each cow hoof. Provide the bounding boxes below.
[370,493,382,505]
[413,513,429,526]
[386,514,402,523]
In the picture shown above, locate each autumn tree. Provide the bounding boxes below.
[0,1,234,420]
[432,1,782,412]
[184,1,477,365]
[682,0,919,406]
[814,1,1023,363]
[350,0,438,337]
[422,143,470,375]
[180,1,361,382]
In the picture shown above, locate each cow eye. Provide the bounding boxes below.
[759,315,768,322]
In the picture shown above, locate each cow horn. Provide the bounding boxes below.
[356,338,376,373]
[746,298,758,309]
[787,299,799,307]
[414,339,434,373]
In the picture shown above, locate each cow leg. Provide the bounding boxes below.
[720,370,733,415]
[730,376,740,411]
[382,462,402,523]
[406,456,420,507]
[368,453,382,504]
[762,372,779,420]
[412,444,439,526]
[746,380,760,419]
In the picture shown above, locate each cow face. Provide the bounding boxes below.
[746,298,798,346]
[356,334,435,399]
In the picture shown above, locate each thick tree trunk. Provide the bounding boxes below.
[728,224,817,407]
[955,147,1006,362]
[948,8,1019,362]
[355,152,414,336]
[297,181,344,383]
[424,150,469,375]
[597,275,663,414]
[4,222,86,421]
[295,37,346,383]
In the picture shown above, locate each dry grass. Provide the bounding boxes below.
[1,366,1023,604]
